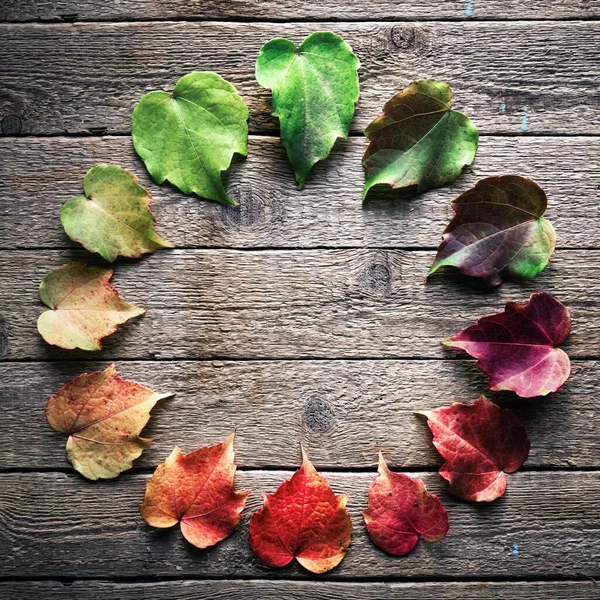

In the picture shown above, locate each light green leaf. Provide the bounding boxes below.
[362,79,479,199]
[256,31,360,188]
[132,72,249,206]
[61,164,173,263]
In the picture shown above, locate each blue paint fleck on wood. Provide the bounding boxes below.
[513,543,520,557]
[466,1,474,17]
[521,108,529,132]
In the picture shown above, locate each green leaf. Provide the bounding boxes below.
[61,164,173,263]
[362,79,479,200]
[256,31,360,188]
[132,72,249,206]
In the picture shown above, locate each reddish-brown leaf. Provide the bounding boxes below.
[140,434,249,549]
[249,448,352,574]
[419,396,530,502]
[445,291,571,397]
[363,453,449,556]
[46,364,172,480]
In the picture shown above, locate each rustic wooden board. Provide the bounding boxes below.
[0,471,597,578]
[0,249,597,360]
[3,1,599,23]
[1,22,599,136]
[1,136,598,250]
[2,359,597,470]
[2,580,599,600]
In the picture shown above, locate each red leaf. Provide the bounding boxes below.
[140,433,249,549]
[249,448,352,574]
[445,291,571,397]
[363,453,449,556]
[419,396,530,502]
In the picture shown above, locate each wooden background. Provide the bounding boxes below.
[1,1,599,598]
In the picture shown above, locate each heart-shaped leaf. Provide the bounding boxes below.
[256,31,360,188]
[363,453,449,556]
[419,396,530,502]
[445,291,571,397]
[249,448,352,574]
[61,164,173,262]
[46,364,172,480]
[429,175,556,286]
[132,72,249,206]
[140,434,249,549]
[362,79,479,199]
[37,263,145,350]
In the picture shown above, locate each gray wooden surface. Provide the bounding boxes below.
[0,2,599,599]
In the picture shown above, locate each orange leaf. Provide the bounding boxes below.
[140,434,249,549]
[46,364,172,480]
[249,448,352,574]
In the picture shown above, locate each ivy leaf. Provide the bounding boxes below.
[140,434,249,549]
[362,79,479,199]
[363,453,449,556]
[445,292,571,397]
[132,72,249,206]
[249,448,352,574]
[418,396,530,502]
[429,176,556,286]
[37,263,145,351]
[46,364,172,480]
[61,164,173,263]
[256,31,360,188]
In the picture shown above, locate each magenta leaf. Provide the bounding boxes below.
[445,292,571,397]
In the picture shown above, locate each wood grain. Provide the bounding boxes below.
[1,136,598,250]
[1,22,599,136]
[0,249,597,360]
[0,471,597,578]
[2,580,598,600]
[2,1,599,23]
[2,359,597,470]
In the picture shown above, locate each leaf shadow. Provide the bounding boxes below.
[362,184,424,217]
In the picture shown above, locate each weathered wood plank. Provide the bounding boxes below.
[1,136,598,250]
[1,22,599,136]
[0,471,597,578]
[2,580,598,600]
[3,1,599,23]
[2,359,597,470]
[0,249,597,360]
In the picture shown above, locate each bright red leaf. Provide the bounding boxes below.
[363,453,448,556]
[249,448,352,574]
[140,434,249,549]
[419,396,530,502]
[445,291,571,397]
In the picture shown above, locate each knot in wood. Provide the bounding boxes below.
[390,26,430,53]
[1,115,23,135]
[221,184,269,229]
[363,262,392,296]
[303,397,335,433]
